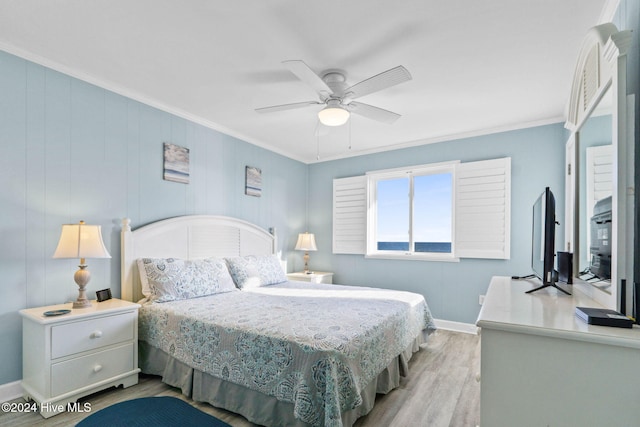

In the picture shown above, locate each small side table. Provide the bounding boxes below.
[20,298,140,418]
[287,271,334,284]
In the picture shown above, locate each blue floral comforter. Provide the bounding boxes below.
[138,281,436,426]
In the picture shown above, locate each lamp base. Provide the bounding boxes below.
[73,264,93,309]
[303,252,312,275]
[73,298,92,309]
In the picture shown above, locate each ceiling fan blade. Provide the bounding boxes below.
[348,102,401,124]
[345,65,412,100]
[283,60,333,96]
[255,101,321,114]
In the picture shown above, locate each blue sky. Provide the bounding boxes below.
[377,173,452,243]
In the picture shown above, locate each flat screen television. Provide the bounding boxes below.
[527,187,570,295]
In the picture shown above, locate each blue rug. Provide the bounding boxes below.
[76,396,232,426]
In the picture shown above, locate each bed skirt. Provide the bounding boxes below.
[139,330,430,427]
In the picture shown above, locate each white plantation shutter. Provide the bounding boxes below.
[455,157,511,259]
[586,144,613,220]
[333,176,367,254]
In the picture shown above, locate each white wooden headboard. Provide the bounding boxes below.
[120,215,276,302]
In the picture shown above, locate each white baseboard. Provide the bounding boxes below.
[0,380,23,403]
[434,318,478,335]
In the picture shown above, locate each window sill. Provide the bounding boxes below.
[365,253,460,262]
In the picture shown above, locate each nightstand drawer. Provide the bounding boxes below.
[51,342,134,397]
[51,311,135,359]
[287,272,333,284]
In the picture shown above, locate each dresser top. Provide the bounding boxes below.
[20,298,140,324]
[477,276,640,349]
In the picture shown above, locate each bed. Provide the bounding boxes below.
[120,215,436,427]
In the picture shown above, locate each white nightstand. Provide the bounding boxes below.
[287,271,334,284]
[20,298,141,418]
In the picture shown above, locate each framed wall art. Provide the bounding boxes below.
[245,166,262,197]
[163,143,190,184]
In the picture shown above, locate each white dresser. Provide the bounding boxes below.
[20,298,141,418]
[477,276,640,427]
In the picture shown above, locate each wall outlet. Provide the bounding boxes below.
[479,295,485,305]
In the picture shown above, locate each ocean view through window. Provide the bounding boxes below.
[377,242,452,252]
[371,166,453,258]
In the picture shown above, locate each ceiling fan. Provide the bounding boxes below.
[256,60,412,127]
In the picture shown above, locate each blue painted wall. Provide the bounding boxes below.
[307,125,567,324]
[0,50,308,385]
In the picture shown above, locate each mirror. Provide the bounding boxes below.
[564,23,632,311]
[576,86,613,293]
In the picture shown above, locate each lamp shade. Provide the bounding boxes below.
[295,232,317,251]
[318,104,350,127]
[53,222,111,260]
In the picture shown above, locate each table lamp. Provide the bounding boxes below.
[53,221,111,308]
[295,232,317,274]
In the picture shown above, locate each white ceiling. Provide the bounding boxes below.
[0,0,612,163]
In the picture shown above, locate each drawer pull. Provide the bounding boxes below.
[93,364,103,373]
[90,331,103,339]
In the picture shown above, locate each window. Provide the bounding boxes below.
[368,162,455,260]
[333,157,511,260]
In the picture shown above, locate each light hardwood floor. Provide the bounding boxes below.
[1,330,480,427]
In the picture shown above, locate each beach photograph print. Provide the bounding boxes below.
[163,143,190,184]
[245,166,262,197]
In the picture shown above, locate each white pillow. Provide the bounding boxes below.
[137,257,236,302]
[225,255,287,289]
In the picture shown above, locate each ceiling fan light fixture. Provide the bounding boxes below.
[318,104,350,127]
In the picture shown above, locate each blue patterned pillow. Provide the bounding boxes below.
[225,255,287,289]
[137,257,237,302]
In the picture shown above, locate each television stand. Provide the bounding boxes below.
[525,281,571,295]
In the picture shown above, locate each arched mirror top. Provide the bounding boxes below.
[565,23,631,132]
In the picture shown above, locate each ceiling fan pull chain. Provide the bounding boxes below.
[348,118,352,151]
